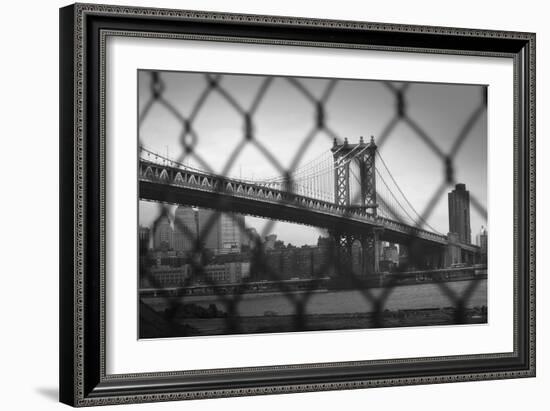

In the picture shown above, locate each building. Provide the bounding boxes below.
[379,241,398,272]
[317,236,332,249]
[148,249,192,268]
[219,213,245,254]
[138,226,150,252]
[197,208,220,252]
[476,226,488,264]
[448,183,472,244]
[195,209,245,254]
[140,265,192,289]
[351,240,362,276]
[264,234,277,251]
[295,247,315,278]
[383,243,399,263]
[377,241,386,261]
[202,264,227,283]
[261,245,336,281]
[398,244,408,268]
[173,206,198,253]
[153,214,173,251]
[202,261,251,284]
[312,245,335,277]
[225,261,251,283]
[476,226,488,251]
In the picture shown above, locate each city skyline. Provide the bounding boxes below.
[139,194,489,253]
[139,183,488,258]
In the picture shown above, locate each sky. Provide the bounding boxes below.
[138,70,488,246]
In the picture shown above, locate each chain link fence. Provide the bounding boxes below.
[137,70,488,338]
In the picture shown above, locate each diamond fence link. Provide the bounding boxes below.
[138,70,488,338]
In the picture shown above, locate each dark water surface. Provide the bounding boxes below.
[142,279,487,317]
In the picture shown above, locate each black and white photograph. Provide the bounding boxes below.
[50,1,537,408]
[137,70,488,339]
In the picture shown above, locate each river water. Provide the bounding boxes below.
[142,279,487,317]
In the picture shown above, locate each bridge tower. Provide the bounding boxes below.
[332,138,352,206]
[331,136,378,214]
[357,136,378,215]
[331,136,380,276]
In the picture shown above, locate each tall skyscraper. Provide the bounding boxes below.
[153,214,173,251]
[476,226,488,263]
[448,183,472,244]
[196,209,245,254]
[173,206,198,252]
[220,213,245,254]
[197,208,221,252]
[138,226,150,252]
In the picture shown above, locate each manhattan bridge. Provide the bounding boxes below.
[139,136,481,277]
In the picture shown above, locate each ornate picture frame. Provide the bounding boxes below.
[59,3,535,407]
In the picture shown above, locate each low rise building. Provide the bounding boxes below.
[202,261,251,284]
[140,265,192,289]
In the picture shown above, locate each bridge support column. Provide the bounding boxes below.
[332,141,351,207]
[357,136,378,215]
[330,231,383,278]
[358,228,382,276]
[330,232,354,278]
[445,232,462,267]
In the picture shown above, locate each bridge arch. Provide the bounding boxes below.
[159,169,169,181]
[144,166,154,179]
[174,172,184,184]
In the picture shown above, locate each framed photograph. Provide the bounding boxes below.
[59,3,535,407]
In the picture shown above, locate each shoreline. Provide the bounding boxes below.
[139,273,487,298]
[140,306,488,338]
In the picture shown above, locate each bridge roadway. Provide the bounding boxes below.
[139,159,478,253]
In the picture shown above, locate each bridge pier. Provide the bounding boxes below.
[330,228,381,278]
[444,232,462,267]
[330,232,353,278]
[330,137,381,279]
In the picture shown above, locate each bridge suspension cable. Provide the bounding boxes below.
[258,143,368,184]
[375,151,442,234]
[374,168,418,224]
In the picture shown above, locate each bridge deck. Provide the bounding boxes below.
[139,159,478,252]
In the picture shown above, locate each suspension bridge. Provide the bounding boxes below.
[138,137,481,274]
